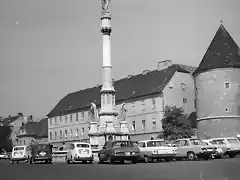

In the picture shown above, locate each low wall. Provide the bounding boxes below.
[52,150,100,163]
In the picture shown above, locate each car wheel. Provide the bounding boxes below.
[10,160,14,164]
[29,158,32,164]
[228,154,235,158]
[144,155,150,163]
[215,155,222,159]
[187,152,196,161]
[17,161,19,164]
[132,158,137,164]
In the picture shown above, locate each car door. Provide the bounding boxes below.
[176,140,189,157]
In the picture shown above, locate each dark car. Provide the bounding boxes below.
[98,140,140,164]
[30,144,53,164]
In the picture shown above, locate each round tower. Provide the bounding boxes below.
[193,24,240,138]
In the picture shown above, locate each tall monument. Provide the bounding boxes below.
[89,0,129,148]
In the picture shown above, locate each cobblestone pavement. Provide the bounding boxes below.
[0,158,240,180]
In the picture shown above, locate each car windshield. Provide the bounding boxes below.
[76,144,90,148]
[190,139,206,145]
[14,147,24,151]
[146,141,166,147]
[211,140,225,145]
[227,139,239,144]
[112,141,133,148]
[32,145,49,150]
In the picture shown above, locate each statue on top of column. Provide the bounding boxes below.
[101,0,111,14]
[89,102,98,122]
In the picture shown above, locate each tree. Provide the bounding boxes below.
[0,125,13,152]
[159,106,194,141]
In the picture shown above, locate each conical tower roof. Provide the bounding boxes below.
[193,24,240,76]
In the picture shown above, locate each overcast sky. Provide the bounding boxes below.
[0,0,239,119]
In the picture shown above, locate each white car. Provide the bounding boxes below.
[0,153,9,160]
[138,139,177,162]
[202,139,228,159]
[208,137,240,158]
[66,142,94,164]
[10,146,32,164]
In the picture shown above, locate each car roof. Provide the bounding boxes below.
[72,142,90,145]
[209,137,237,140]
[139,139,164,143]
[177,138,200,141]
[13,146,27,148]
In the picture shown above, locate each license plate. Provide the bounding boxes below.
[207,149,213,152]
[125,152,130,155]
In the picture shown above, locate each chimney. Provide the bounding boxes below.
[127,75,133,79]
[157,60,172,71]
[142,70,149,75]
[18,113,23,117]
[28,115,33,122]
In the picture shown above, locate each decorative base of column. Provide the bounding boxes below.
[120,121,129,134]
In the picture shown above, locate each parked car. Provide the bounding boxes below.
[138,139,177,163]
[173,138,217,160]
[30,144,53,164]
[10,146,31,164]
[0,153,9,160]
[202,139,228,159]
[208,137,240,158]
[66,142,94,164]
[98,140,140,164]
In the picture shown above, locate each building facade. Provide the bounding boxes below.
[17,118,48,146]
[193,24,240,138]
[47,61,196,147]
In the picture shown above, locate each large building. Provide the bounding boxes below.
[193,24,240,138]
[47,60,196,146]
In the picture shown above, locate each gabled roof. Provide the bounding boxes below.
[47,64,195,118]
[2,115,20,126]
[193,24,240,76]
[18,118,48,138]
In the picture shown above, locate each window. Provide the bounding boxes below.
[54,132,57,140]
[70,115,72,123]
[81,112,84,121]
[225,82,230,88]
[81,128,84,136]
[54,118,57,125]
[65,116,67,124]
[50,119,52,126]
[76,129,79,138]
[141,120,146,130]
[132,103,135,113]
[131,121,136,131]
[183,98,187,104]
[112,95,115,106]
[70,129,72,138]
[227,138,239,144]
[141,100,145,111]
[23,140,25,145]
[59,117,62,124]
[107,94,111,104]
[50,132,52,140]
[181,83,186,90]
[60,131,62,139]
[138,142,146,148]
[152,119,156,130]
[64,130,68,139]
[76,113,79,122]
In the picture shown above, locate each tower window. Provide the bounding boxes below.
[225,108,229,112]
[225,82,230,88]
[181,83,186,91]
[183,98,187,104]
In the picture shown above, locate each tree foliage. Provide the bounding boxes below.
[160,106,194,140]
[0,125,13,152]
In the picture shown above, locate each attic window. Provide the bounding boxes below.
[181,83,186,90]
[132,91,135,94]
[225,82,230,89]
[68,105,72,109]
[142,70,149,75]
